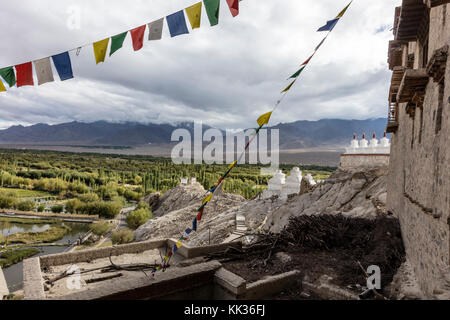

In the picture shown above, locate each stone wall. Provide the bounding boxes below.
[340,154,390,169]
[386,2,450,298]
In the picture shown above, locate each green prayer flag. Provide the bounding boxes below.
[289,66,306,79]
[110,32,128,56]
[204,0,220,26]
[0,67,16,87]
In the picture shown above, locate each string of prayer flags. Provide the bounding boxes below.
[110,32,128,56]
[229,160,237,169]
[186,2,203,30]
[289,65,305,79]
[315,36,327,51]
[202,193,213,204]
[148,18,164,41]
[93,38,110,64]
[318,18,339,32]
[130,25,146,51]
[318,1,352,32]
[167,10,190,38]
[226,0,239,17]
[15,62,34,87]
[336,1,352,18]
[197,208,204,221]
[0,79,6,92]
[153,1,352,278]
[281,79,296,93]
[34,57,54,86]
[0,67,16,87]
[257,111,273,127]
[204,0,220,26]
[52,52,74,81]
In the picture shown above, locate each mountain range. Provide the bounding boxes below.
[0,119,388,149]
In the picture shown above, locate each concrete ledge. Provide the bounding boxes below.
[214,267,247,296]
[243,270,301,300]
[23,258,45,300]
[168,239,242,259]
[52,261,223,300]
[39,239,167,268]
[0,267,9,299]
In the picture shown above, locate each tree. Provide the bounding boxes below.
[16,200,35,212]
[126,208,151,229]
[89,220,111,236]
[51,204,64,213]
[111,229,134,244]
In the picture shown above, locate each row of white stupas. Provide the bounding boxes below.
[262,167,316,200]
[344,132,391,155]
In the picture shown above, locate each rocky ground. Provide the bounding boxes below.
[134,183,246,244]
[132,165,421,299]
[135,166,390,246]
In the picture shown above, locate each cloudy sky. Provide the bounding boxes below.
[0,0,400,130]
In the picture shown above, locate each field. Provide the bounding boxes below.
[0,149,337,218]
[0,187,49,198]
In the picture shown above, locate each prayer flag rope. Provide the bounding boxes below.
[152,1,353,276]
[0,0,243,92]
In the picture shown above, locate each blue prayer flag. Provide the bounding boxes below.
[185,228,192,235]
[166,10,189,37]
[52,52,74,81]
[317,18,339,32]
[192,218,197,232]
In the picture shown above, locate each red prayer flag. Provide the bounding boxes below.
[197,208,204,221]
[302,54,314,66]
[226,0,239,17]
[15,62,34,87]
[130,25,146,51]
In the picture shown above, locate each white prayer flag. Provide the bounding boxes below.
[148,18,164,41]
[33,57,54,86]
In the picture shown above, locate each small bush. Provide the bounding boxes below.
[111,229,134,245]
[65,198,82,213]
[16,200,35,211]
[37,204,46,212]
[78,193,99,203]
[0,195,17,209]
[136,201,150,211]
[51,204,64,213]
[89,220,111,236]
[126,208,151,229]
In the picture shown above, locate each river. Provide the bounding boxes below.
[0,220,90,292]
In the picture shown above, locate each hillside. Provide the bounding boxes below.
[0,118,387,148]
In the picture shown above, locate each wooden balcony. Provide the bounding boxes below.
[395,0,428,42]
[427,45,448,83]
[388,40,406,70]
[397,69,429,106]
[386,102,399,133]
[389,67,406,103]
[426,0,450,7]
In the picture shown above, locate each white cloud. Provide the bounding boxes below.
[0,0,401,130]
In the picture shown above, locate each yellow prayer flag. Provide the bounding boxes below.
[257,111,273,127]
[164,256,169,261]
[336,2,352,19]
[186,2,202,29]
[93,38,110,64]
[281,79,296,93]
[202,193,213,204]
[229,161,237,169]
[176,241,182,248]
[0,79,6,92]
